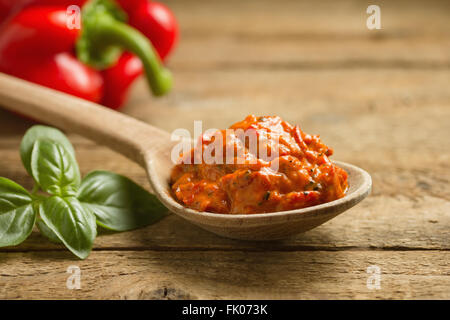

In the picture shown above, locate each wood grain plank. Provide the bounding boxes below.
[0,138,448,251]
[0,194,446,252]
[2,69,449,143]
[166,0,450,68]
[0,250,448,299]
[171,38,450,70]
[0,68,448,251]
[168,0,450,36]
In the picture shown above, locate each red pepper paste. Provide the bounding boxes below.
[170,115,348,214]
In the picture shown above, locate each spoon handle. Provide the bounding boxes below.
[0,73,168,166]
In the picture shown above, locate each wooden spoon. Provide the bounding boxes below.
[0,73,371,240]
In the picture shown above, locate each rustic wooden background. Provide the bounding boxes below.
[0,0,449,299]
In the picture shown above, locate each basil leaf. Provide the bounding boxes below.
[30,139,80,196]
[40,196,96,259]
[36,219,62,244]
[0,178,36,247]
[78,171,168,231]
[20,125,76,177]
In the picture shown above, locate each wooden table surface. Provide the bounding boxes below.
[0,0,449,299]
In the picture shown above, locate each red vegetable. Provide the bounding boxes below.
[0,7,102,102]
[0,0,88,25]
[24,53,104,102]
[119,0,179,61]
[0,0,178,109]
[0,6,80,60]
[114,0,144,13]
[100,52,143,109]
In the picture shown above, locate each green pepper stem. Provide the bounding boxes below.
[89,15,172,96]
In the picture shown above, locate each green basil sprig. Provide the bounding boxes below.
[0,125,168,259]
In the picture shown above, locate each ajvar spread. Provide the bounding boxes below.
[170,115,348,214]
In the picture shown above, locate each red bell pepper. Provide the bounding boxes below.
[0,6,103,102]
[0,0,88,26]
[116,0,178,61]
[0,1,178,62]
[100,52,143,108]
[0,0,178,109]
[22,52,104,102]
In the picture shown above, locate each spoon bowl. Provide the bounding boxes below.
[148,153,371,240]
[0,73,372,240]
